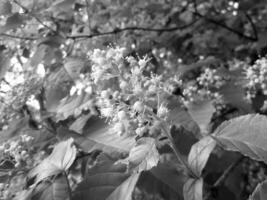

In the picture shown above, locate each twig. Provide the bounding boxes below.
[244,12,258,41]
[213,156,244,187]
[192,11,258,41]
[13,0,56,33]
[67,20,198,39]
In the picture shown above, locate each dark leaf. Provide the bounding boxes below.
[73,154,140,200]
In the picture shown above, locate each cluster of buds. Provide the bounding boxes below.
[0,135,34,168]
[69,74,93,96]
[244,57,267,99]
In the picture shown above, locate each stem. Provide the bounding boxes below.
[152,112,198,178]
[213,156,243,187]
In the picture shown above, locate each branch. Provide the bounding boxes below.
[192,11,258,41]
[13,0,56,33]
[67,20,198,39]
[0,33,38,40]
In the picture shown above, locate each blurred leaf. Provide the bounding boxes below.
[212,114,267,164]
[187,100,215,135]
[167,96,200,138]
[69,114,91,133]
[120,137,159,172]
[183,178,203,200]
[28,138,77,184]
[64,58,85,80]
[220,79,252,113]
[0,13,25,33]
[0,53,10,79]
[188,136,216,177]
[250,180,267,200]
[57,119,135,155]
[0,0,12,16]
[73,154,140,200]
[0,117,29,145]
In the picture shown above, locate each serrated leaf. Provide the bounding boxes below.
[187,100,215,135]
[249,180,267,200]
[183,178,203,200]
[188,136,216,177]
[73,154,140,200]
[120,137,159,172]
[212,114,267,164]
[29,138,77,184]
[0,0,12,16]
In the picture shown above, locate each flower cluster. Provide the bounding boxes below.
[244,57,267,98]
[182,68,224,104]
[87,47,175,137]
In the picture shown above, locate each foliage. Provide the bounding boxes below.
[1,0,267,200]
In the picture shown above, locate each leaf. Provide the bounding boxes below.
[187,100,215,135]
[0,0,12,16]
[250,180,267,200]
[212,114,267,164]
[183,178,203,200]
[69,114,91,133]
[28,138,77,184]
[32,174,71,200]
[64,58,85,80]
[73,154,140,200]
[0,13,25,33]
[188,136,216,177]
[120,137,159,172]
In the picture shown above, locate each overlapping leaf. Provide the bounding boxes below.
[28,138,77,184]
[212,114,267,164]
[183,178,203,200]
[187,100,215,135]
[188,136,216,177]
[73,154,140,200]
